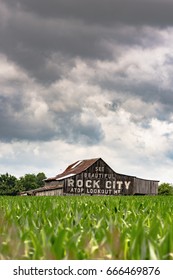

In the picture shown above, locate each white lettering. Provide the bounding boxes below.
[76,180,83,188]
[125,181,131,190]
[67,179,74,187]
[105,181,112,189]
[113,189,121,195]
[112,181,116,189]
[93,180,100,188]
[117,181,123,190]
[86,180,92,188]
[95,167,104,172]
[68,178,131,194]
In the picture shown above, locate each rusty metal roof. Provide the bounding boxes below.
[20,183,63,195]
[33,184,63,193]
[45,157,100,182]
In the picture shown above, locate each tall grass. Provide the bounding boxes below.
[0,196,173,260]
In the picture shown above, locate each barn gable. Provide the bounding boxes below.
[30,157,159,196]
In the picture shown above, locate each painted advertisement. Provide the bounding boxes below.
[66,166,132,195]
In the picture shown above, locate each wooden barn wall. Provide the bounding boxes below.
[36,188,63,196]
[63,159,136,196]
[45,181,63,188]
[134,178,158,195]
[43,159,159,196]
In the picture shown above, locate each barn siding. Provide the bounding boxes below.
[44,181,63,189]
[61,159,158,196]
[133,178,158,195]
[35,158,159,196]
[36,188,63,196]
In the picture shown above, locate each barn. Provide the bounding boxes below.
[30,158,159,196]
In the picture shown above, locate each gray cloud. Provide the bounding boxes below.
[1,0,173,181]
[0,65,105,144]
[3,0,173,26]
[1,0,173,84]
[0,6,111,82]
[0,91,104,144]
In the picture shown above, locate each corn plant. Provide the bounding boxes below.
[0,196,173,260]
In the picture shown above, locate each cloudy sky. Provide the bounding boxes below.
[1,0,173,183]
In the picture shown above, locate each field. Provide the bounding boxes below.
[0,195,173,260]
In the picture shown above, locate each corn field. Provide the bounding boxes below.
[0,196,173,260]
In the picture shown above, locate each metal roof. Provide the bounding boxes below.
[44,157,159,183]
[20,183,63,195]
[45,158,100,182]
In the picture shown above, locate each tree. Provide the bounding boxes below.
[36,172,46,188]
[16,174,38,192]
[15,172,46,192]
[0,172,47,195]
[158,183,173,195]
[0,173,18,195]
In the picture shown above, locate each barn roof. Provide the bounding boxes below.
[32,183,63,193]
[45,157,160,183]
[45,158,100,182]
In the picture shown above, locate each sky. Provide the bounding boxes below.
[0,0,173,183]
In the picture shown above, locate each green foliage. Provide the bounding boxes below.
[16,174,39,191]
[0,172,46,195]
[36,172,46,188]
[0,173,18,195]
[1,196,173,260]
[158,183,173,195]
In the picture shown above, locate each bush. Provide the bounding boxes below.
[158,183,173,195]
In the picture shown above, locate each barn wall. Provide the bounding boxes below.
[44,181,63,188]
[43,158,159,196]
[36,188,63,196]
[63,159,137,196]
[134,178,158,195]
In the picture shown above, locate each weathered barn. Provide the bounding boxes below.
[30,158,159,196]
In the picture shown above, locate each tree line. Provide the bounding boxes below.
[0,172,46,196]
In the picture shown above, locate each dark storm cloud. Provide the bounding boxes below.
[3,0,173,27]
[0,0,173,145]
[0,2,112,82]
[1,0,173,83]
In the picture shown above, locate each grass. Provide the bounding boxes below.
[0,195,173,260]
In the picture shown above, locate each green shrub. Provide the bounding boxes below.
[158,183,173,195]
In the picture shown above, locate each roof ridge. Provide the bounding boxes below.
[45,157,101,181]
